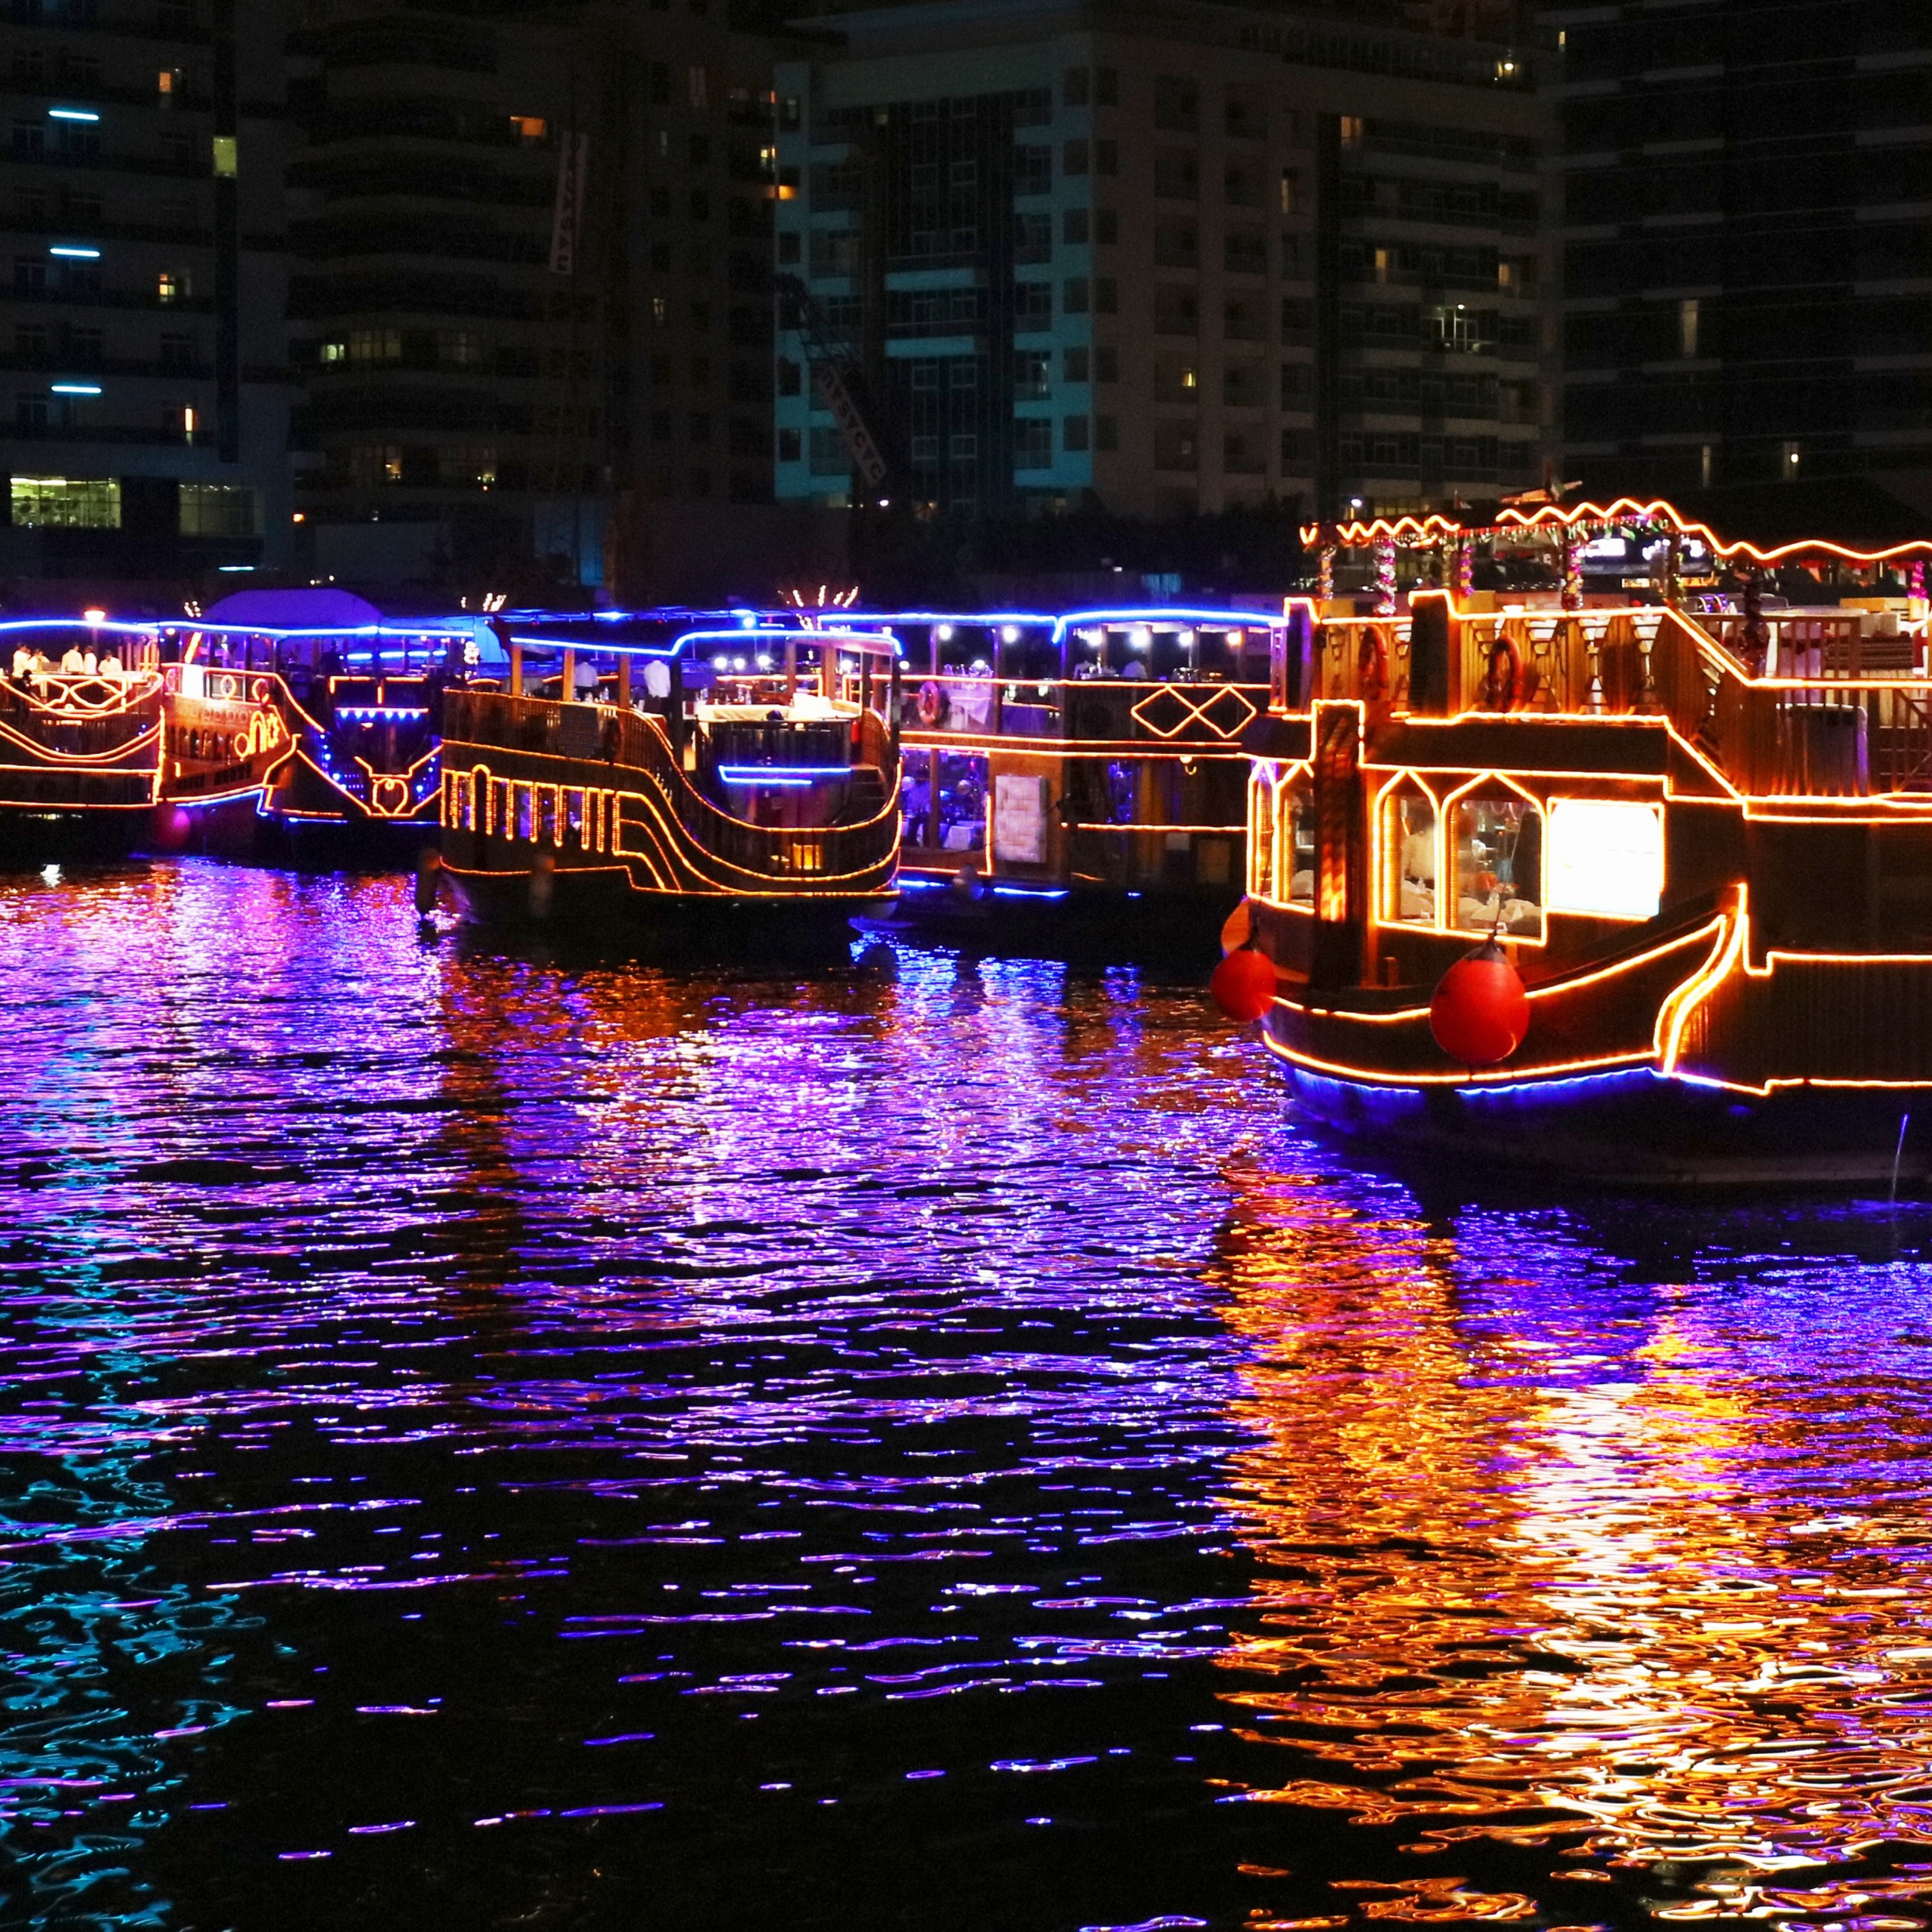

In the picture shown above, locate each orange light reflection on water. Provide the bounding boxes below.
[1208,1161,1932,1926]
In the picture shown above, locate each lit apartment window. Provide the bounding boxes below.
[1340,116,1365,149]
[509,115,547,143]
[1678,298,1700,358]
[211,136,237,178]
[11,476,121,528]
[157,270,188,304]
[158,68,180,107]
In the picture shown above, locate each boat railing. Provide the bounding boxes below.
[1694,607,1924,679]
[0,670,165,760]
[445,688,900,878]
[906,674,1266,746]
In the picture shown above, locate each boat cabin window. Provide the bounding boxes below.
[1001,629,1057,681]
[900,748,935,848]
[936,750,986,851]
[1382,786,1436,925]
[1282,784,1315,904]
[1452,794,1543,940]
[931,626,992,678]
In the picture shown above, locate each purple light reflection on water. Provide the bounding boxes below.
[0,864,1930,1927]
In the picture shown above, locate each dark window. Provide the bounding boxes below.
[1014,146,1051,196]
[1014,417,1053,468]
[1014,281,1053,328]
[1154,77,1199,132]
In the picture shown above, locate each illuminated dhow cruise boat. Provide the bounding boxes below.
[435,611,902,934]
[0,617,166,861]
[1232,495,1932,1185]
[0,614,288,864]
[872,607,1278,955]
[185,589,478,864]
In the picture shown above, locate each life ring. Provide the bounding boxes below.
[1357,630,1389,705]
[1482,637,1521,712]
[917,680,948,727]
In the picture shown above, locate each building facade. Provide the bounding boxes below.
[1550,0,1932,506]
[288,0,787,599]
[773,0,1554,528]
[0,0,294,594]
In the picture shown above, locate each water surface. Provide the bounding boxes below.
[1,863,1930,1930]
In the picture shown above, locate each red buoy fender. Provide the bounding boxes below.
[1429,937,1530,1066]
[1211,947,1278,1023]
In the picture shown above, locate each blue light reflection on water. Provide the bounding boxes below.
[1,866,1931,1927]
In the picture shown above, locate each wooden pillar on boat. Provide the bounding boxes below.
[561,647,576,702]
[617,651,631,709]
[1283,605,1316,711]
[785,634,798,703]
[1309,698,1365,990]
[989,627,1004,736]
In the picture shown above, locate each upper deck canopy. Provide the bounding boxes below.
[1303,484,1932,569]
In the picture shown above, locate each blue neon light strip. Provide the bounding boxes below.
[335,706,429,721]
[716,764,850,788]
[48,246,100,260]
[48,108,99,123]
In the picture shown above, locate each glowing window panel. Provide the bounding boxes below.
[1547,798,1663,920]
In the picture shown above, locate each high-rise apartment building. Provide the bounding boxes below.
[0,0,293,592]
[773,0,1553,528]
[288,0,788,598]
[1549,0,1932,506]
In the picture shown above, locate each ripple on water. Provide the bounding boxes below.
[0,864,1929,1930]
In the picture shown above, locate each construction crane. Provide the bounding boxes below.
[774,273,907,509]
